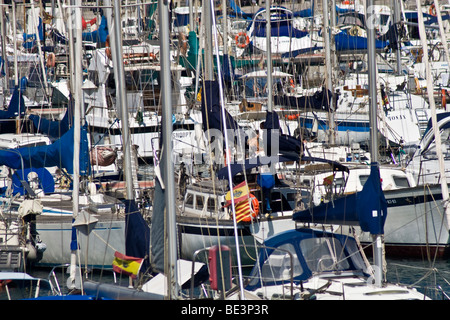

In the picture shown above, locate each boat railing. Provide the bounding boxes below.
[188,244,295,300]
[46,263,120,297]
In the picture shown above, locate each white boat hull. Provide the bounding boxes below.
[35,217,125,268]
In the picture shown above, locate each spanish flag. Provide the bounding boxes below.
[112,251,143,279]
[224,181,250,207]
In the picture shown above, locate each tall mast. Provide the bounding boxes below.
[323,0,335,144]
[366,0,383,287]
[104,0,135,200]
[266,0,272,112]
[68,0,83,290]
[159,0,179,299]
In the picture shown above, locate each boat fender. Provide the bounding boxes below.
[179,33,188,55]
[414,78,421,94]
[235,32,249,48]
[429,4,437,16]
[46,53,55,68]
[105,36,112,60]
[442,88,447,109]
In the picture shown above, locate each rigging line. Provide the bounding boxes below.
[240,228,257,262]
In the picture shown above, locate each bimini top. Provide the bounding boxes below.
[245,228,368,291]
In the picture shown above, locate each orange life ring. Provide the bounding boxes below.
[46,53,55,68]
[429,4,437,16]
[235,32,249,48]
[234,194,259,222]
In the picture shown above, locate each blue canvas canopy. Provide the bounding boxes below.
[0,87,25,119]
[335,31,388,51]
[123,199,151,274]
[201,80,241,133]
[293,163,387,235]
[263,111,304,157]
[11,167,55,195]
[28,98,73,139]
[0,124,90,176]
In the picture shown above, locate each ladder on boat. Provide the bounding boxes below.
[415,108,429,137]
[131,145,141,199]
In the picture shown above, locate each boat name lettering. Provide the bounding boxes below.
[173,131,190,138]
[386,115,406,121]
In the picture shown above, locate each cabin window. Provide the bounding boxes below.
[393,176,410,188]
[185,193,194,209]
[358,175,369,187]
[260,243,303,282]
[207,198,216,212]
[334,177,344,189]
[195,195,204,210]
[286,193,296,202]
[300,237,350,272]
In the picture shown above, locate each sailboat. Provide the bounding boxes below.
[236,6,319,57]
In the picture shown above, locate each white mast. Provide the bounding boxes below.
[159,0,179,299]
[323,0,335,144]
[68,0,83,291]
[266,0,272,112]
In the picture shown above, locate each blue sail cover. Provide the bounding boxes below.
[29,98,73,139]
[0,87,25,119]
[335,31,388,51]
[252,18,309,39]
[263,111,303,157]
[123,199,151,274]
[150,159,165,273]
[293,163,387,234]
[0,124,90,175]
[222,54,235,82]
[201,80,241,133]
[273,87,331,110]
[11,167,55,195]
